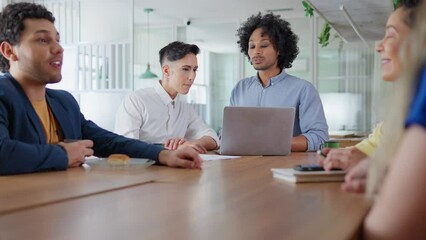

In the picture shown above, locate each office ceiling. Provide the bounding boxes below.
[307,0,392,42]
[133,0,306,53]
[133,0,305,26]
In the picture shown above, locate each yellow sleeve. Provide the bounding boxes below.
[355,122,383,156]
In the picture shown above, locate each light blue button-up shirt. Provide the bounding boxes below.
[230,70,329,151]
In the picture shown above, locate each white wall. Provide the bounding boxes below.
[80,0,130,42]
[79,91,130,131]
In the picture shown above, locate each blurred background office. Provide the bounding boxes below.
[0,0,393,134]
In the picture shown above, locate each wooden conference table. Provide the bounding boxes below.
[0,153,371,240]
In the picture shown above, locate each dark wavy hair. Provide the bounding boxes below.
[237,12,299,69]
[159,41,200,66]
[0,2,55,72]
[397,0,421,27]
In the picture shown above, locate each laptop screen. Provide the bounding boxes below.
[220,106,295,156]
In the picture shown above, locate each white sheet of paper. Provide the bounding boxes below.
[200,154,240,161]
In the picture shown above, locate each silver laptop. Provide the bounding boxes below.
[219,106,295,156]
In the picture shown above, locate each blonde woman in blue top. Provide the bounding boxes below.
[331,0,421,193]
[363,1,426,237]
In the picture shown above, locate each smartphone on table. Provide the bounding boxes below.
[293,164,342,171]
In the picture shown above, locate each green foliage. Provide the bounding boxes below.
[393,0,399,9]
[319,23,331,47]
[302,0,314,17]
[301,1,341,48]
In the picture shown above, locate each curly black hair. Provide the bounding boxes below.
[237,12,299,69]
[159,41,200,66]
[397,0,421,27]
[0,2,55,72]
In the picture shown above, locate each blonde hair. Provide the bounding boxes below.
[367,1,426,196]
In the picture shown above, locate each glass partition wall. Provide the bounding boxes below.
[314,18,380,132]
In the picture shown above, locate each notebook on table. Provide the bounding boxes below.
[219,106,295,156]
[271,168,346,183]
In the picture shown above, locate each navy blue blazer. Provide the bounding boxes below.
[0,73,163,175]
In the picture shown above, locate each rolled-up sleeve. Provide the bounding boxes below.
[184,105,220,147]
[299,83,329,151]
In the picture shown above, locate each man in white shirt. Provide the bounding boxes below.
[115,41,219,153]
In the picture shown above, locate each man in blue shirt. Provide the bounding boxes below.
[231,13,328,151]
[0,2,201,175]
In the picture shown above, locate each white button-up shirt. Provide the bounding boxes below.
[115,81,219,146]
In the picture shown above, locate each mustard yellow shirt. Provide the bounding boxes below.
[355,122,383,156]
[31,99,61,144]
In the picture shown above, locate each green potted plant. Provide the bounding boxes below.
[302,0,334,47]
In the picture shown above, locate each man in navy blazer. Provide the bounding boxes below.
[0,2,202,175]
